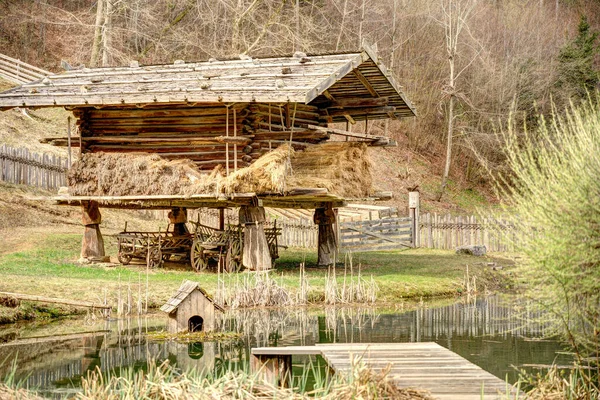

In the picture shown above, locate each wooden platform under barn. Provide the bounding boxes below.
[251,342,514,400]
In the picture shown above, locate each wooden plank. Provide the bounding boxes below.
[0,291,110,309]
[251,342,513,398]
[307,124,385,142]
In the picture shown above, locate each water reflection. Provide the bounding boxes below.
[0,296,569,395]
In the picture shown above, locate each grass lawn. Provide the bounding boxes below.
[0,231,515,316]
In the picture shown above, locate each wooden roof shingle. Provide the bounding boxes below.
[160,280,224,314]
[0,45,416,120]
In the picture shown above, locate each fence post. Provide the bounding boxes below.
[409,191,420,248]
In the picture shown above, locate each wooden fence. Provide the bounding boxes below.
[0,52,52,85]
[418,213,516,252]
[340,217,413,252]
[0,144,68,190]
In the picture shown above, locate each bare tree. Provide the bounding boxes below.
[434,0,477,201]
[90,0,104,67]
[101,0,114,66]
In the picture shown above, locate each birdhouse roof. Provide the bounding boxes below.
[160,280,224,314]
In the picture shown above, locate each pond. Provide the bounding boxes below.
[0,296,570,397]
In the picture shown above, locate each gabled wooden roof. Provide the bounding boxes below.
[160,280,224,314]
[0,45,416,120]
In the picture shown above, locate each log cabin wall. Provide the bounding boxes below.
[73,102,327,171]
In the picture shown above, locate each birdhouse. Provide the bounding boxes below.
[160,280,224,333]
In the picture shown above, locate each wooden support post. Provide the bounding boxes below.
[239,206,272,271]
[314,204,338,266]
[80,200,109,262]
[168,207,189,235]
[250,354,292,387]
[67,116,72,168]
[409,191,420,248]
[218,208,225,230]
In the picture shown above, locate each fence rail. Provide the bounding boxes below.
[340,217,413,252]
[0,53,52,85]
[419,213,516,252]
[0,144,68,189]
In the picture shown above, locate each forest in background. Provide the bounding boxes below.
[0,0,599,204]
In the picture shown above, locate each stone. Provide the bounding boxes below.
[455,245,487,257]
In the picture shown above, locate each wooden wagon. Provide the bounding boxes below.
[116,221,281,272]
[116,228,194,268]
[189,221,281,272]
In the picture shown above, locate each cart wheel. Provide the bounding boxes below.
[118,252,132,265]
[147,247,162,269]
[190,240,208,271]
[225,239,243,273]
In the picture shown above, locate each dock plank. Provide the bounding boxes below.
[251,342,516,399]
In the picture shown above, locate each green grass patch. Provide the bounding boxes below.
[147,330,242,343]
[0,232,515,321]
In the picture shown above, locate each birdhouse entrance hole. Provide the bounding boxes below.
[188,315,204,332]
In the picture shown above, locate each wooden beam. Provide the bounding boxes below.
[353,69,379,97]
[307,124,386,142]
[323,90,355,125]
[0,291,111,309]
[41,135,253,147]
[326,97,389,109]
[322,106,396,118]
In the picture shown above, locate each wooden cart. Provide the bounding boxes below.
[117,221,281,271]
[116,228,194,268]
[189,221,281,272]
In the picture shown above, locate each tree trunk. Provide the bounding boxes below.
[314,205,338,266]
[80,200,108,262]
[438,91,454,201]
[239,206,271,271]
[101,0,113,67]
[90,0,104,67]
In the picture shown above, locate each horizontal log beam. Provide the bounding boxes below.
[41,135,252,146]
[326,97,389,109]
[321,106,396,118]
[0,291,111,309]
[307,124,387,143]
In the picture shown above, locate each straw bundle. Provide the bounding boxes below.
[67,153,221,196]
[67,142,373,198]
[289,142,372,198]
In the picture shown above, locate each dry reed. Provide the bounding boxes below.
[219,271,293,309]
[75,357,434,400]
[325,254,378,305]
[0,385,43,400]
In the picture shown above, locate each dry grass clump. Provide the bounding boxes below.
[0,384,44,400]
[75,358,433,400]
[67,142,373,198]
[289,142,373,198]
[78,360,304,400]
[220,272,293,309]
[0,295,19,308]
[324,361,434,400]
[521,365,599,400]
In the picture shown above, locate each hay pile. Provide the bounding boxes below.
[289,142,372,198]
[68,153,220,196]
[68,147,291,197]
[68,142,372,198]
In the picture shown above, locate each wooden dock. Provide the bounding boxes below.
[251,342,513,400]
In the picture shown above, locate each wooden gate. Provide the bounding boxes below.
[339,217,414,252]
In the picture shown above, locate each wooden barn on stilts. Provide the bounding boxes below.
[0,45,416,271]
